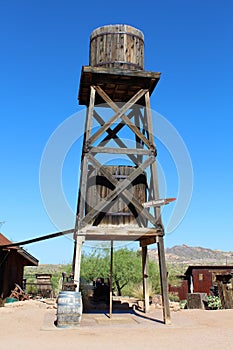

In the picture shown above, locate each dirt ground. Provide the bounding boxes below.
[0,300,233,350]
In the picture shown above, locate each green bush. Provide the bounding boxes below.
[180,300,187,309]
[168,293,180,302]
[207,295,222,310]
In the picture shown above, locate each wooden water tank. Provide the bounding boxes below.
[86,165,147,226]
[90,24,144,70]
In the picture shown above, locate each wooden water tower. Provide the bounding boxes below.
[73,24,171,324]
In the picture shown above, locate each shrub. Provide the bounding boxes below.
[207,295,222,310]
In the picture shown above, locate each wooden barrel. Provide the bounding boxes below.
[90,24,144,70]
[57,291,82,328]
[86,165,147,226]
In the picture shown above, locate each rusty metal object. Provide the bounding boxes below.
[9,283,30,301]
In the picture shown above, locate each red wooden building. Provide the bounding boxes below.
[0,233,38,298]
[169,265,233,301]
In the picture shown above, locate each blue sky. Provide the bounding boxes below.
[0,1,233,263]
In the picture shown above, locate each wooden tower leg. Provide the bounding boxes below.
[157,236,171,324]
[73,86,96,291]
[73,236,84,291]
[109,240,113,318]
[142,245,150,313]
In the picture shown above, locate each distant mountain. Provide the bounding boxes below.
[148,244,233,265]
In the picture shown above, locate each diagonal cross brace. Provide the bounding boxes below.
[79,155,156,228]
[93,110,139,165]
[88,87,150,147]
[94,86,153,150]
[88,155,159,227]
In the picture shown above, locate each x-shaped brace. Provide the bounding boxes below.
[79,154,159,229]
[87,86,155,153]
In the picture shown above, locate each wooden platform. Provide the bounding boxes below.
[77,225,163,242]
[78,66,161,106]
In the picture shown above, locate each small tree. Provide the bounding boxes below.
[80,247,161,296]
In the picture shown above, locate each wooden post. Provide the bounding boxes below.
[157,236,171,324]
[73,86,96,289]
[109,240,113,318]
[73,236,84,291]
[142,245,150,313]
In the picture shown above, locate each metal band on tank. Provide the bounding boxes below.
[90,32,144,42]
[94,61,144,70]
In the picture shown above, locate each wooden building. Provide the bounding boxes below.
[168,275,189,301]
[169,265,233,301]
[0,233,38,298]
[185,265,233,295]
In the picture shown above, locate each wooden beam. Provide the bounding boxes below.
[90,147,151,155]
[142,246,150,313]
[145,91,162,225]
[80,65,161,79]
[109,240,113,318]
[157,236,171,325]
[73,86,96,290]
[73,236,84,292]
[140,236,157,247]
[0,228,74,248]
[75,86,96,224]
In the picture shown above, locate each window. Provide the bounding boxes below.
[199,274,203,281]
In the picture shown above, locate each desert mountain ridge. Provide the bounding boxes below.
[148,244,233,265]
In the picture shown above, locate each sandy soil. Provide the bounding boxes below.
[0,300,233,350]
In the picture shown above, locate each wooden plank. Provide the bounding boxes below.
[78,233,162,241]
[81,65,161,79]
[90,147,151,155]
[78,66,161,106]
[140,236,157,247]
[134,110,143,164]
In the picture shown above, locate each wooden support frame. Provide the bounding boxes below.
[73,76,171,324]
[88,87,148,146]
[80,155,156,228]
